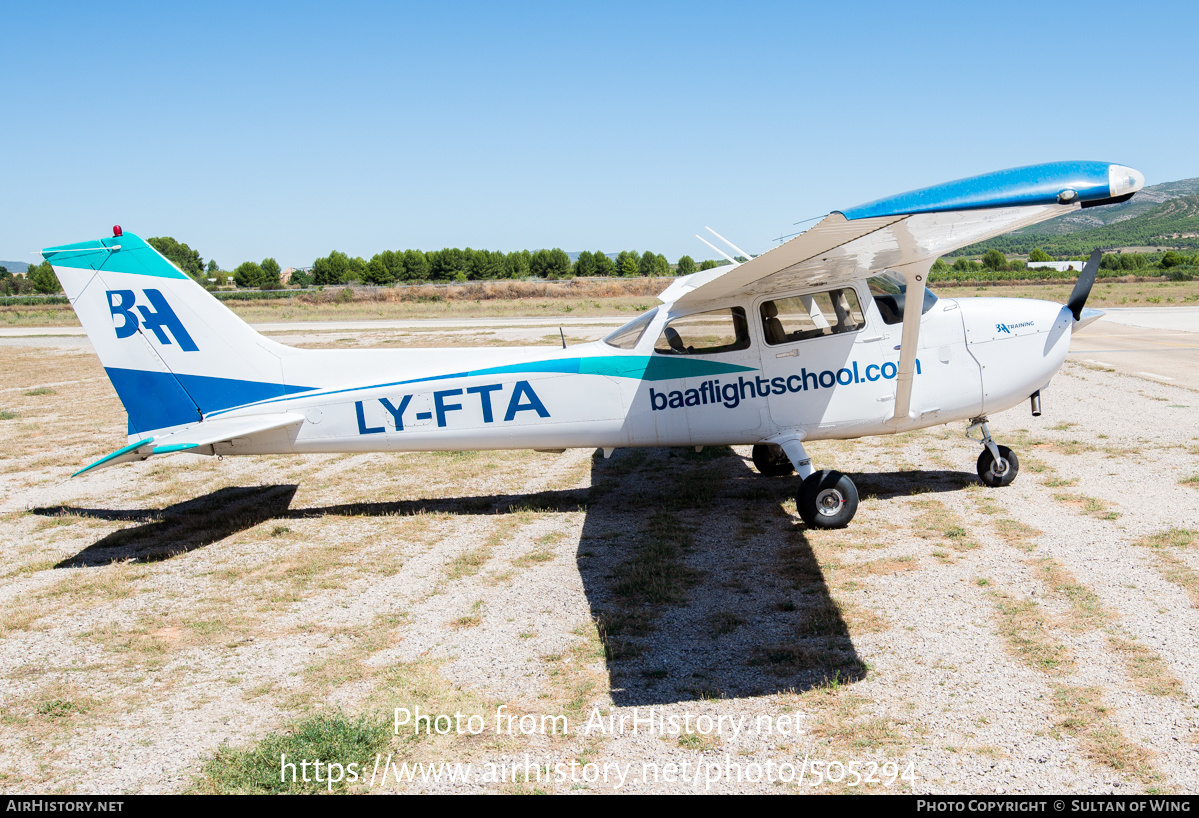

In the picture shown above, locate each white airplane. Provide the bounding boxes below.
[44,160,1144,528]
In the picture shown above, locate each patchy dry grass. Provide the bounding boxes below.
[839,557,918,577]
[985,568,1167,785]
[1052,492,1121,521]
[445,548,491,581]
[802,684,915,751]
[1107,636,1186,700]
[909,499,981,551]
[1051,686,1161,788]
[1133,529,1199,608]
[987,587,1072,674]
[1028,557,1186,700]
[1030,557,1107,633]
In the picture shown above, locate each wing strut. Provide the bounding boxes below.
[887,260,934,425]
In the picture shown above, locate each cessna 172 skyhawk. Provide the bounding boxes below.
[43,160,1144,528]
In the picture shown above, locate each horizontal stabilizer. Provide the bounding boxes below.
[72,437,155,477]
[146,413,304,453]
[73,413,304,477]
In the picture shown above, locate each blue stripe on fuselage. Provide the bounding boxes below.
[104,367,315,433]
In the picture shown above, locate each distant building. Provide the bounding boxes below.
[281,267,296,284]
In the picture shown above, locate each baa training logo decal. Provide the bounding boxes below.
[996,321,1034,334]
[107,289,198,351]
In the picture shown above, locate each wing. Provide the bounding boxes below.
[660,161,1144,307]
[662,160,1144,426]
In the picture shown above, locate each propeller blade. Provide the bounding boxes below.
[1066,249,1102,321]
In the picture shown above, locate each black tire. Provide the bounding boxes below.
[798,470,859,529]
[977,445,1019,488]
[752,443,794,476]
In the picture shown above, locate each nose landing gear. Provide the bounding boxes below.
[967,417,1019,488]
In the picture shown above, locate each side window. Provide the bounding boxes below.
[654,307,751,355]
[759,288,865,346]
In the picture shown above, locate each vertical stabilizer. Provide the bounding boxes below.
[44,231,308,437]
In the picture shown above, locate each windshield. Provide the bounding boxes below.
[867,272,939,325]
[603,307,658,350]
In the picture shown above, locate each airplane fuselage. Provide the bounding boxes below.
[197,284,1072,459]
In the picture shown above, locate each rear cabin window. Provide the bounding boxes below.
[759,288,865,345]
[653,307,751,355]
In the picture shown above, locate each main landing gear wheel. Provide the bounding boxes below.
[752,443,794,476]
[977,445,1019,488]
[798,469,859,529]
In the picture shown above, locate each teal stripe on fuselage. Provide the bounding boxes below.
[473,356,754,381]
[205,355,757,419]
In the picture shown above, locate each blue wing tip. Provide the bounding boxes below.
[839,161,1144,221]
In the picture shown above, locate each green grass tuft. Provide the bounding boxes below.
[191,711,392,794]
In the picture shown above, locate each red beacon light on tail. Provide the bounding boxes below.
[113,225,123,238]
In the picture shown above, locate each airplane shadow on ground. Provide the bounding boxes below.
[575,450,974,705]
[34,485,590,568]
[34,452,976,704]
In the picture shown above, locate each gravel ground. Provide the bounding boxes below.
[0,333,1196,795]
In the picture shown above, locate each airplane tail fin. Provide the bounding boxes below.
[43,230,310,438]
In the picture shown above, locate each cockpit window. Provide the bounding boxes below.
[603,307,658,350]
[868,272,939,325]
[653,307,751,355]
[759,289,865,345]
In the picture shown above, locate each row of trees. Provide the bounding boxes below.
[232,258,282,289]
[305,248,717,287]
[939,247,1199,275]
[146,236,721,288]
[16,233,1198,297]
[1,262,61,295]
[1,237,725,295]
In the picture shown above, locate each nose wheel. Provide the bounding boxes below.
[977,445,1019,487]
[968,417,1019,488]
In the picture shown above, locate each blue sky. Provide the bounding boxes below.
[4,1,1196,269]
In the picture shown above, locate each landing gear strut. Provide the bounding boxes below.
[967,417,1019,488]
